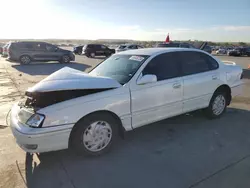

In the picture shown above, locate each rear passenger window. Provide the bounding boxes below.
[201,54,219,70]
[180,52,210,76]
[142,52,181,81]
[34,43,46,51]
[24,43,34,49]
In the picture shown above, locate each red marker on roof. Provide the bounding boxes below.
[165,33,170,43]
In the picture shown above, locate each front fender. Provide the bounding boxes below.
[37,87,131,130]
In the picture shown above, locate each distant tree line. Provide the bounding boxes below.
[0,39,249,47]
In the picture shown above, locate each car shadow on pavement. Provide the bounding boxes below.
[24,107,250,188]
[11,62,91,76]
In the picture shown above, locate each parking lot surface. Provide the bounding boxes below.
[0,54,250,188]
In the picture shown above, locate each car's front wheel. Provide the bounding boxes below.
[205,92,227,119]
[70,113,118,156]
[20,55,31,64]
[60,55,70,63]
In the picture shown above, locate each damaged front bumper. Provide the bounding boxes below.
[10,103,73,153]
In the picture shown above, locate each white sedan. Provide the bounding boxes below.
[215,49,227,54]
[10,48,243,156]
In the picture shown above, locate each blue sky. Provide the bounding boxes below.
[1,0,250,42]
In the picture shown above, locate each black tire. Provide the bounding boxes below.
[77,51,82,55]
[70,113,119,156]
[20,55,31,64]
[204,91,227,119]
[60,55,70,63]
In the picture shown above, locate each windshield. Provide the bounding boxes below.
[89,54,149,84]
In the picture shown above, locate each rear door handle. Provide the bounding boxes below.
[173,82,181,89]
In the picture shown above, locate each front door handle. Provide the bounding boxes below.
[173,82,181,89]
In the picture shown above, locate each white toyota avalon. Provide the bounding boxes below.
[10,48,243,156]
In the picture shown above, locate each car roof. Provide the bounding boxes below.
[117,47,206,56]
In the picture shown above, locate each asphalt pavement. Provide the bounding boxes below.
[0,54,250,188]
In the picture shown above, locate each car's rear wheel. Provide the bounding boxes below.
[77,51,82,55]
[90,52,95,58]
[60,55,70,63]
[20,55,31,64]
[204,92,227,119]
[70,113,118,156]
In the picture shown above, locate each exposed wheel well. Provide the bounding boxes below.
[69,110,125,147]
[214,85,231,105]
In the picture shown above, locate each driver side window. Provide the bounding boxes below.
[142,52,181,81]
[101,45,107,49]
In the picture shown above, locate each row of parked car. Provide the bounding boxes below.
[73,42,212,58]
[3,40,247,65]
[215,47,250,56]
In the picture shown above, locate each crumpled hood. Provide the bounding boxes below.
[27,67,122,92]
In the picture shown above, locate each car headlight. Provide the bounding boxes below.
[26,114,45,128]
[17,108,45,128]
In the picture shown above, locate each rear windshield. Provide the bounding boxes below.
[89,54,149,84]
[156,43,179,47]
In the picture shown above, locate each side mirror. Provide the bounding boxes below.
[137,74,157,85]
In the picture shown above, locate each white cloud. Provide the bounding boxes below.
[210,25,250,31]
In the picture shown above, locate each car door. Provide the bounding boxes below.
[95,45,104,56]
[32,42,48,60]
[129,52,183,128]
[44,43,60,61]
[100,45,109,55]
[180,51,220,113]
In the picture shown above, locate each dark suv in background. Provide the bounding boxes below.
[82,44,115,58]
[7,41,75,64]
[73,45,84,55]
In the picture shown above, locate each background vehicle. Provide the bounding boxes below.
[10,48,243,156]
[0,46,2,54]
[7,41,75,64]
[155,42,195,48]
[203,45,212,54]
[82,44,115,58]
[115,44,143,53]
[228,48,241,56]
[73,45,84,55]
[215,49,227,54]
[1,43,10,57]
[228,47,250,56]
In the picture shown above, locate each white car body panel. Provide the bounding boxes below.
[130,76,183,128]
[182,70,222,113]
[38,86,132,130]
[10,48,244,153]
